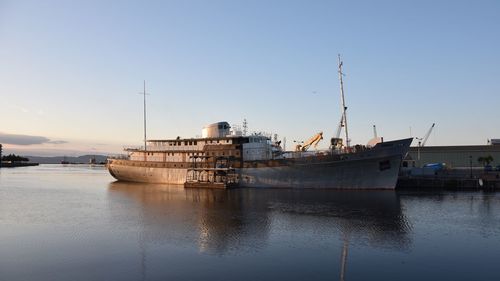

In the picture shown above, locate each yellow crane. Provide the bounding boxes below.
[295,132,323,151]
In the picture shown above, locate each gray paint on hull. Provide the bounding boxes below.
[238,154,402,189]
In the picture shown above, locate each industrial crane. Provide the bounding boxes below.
[418,123,435,147]
[296,132,323,151]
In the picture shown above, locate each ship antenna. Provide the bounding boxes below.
[338,54,350,147]
[243,118,248,136]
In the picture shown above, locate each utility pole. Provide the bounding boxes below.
[469,155,473,179]
[338,54,350,147]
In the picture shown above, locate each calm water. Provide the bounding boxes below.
[0,165,499,281]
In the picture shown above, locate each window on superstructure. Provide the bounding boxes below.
[194,141,197,145]
[178,142,181,146]
[184,141,188,145]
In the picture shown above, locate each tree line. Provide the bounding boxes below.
[1,154,29,162]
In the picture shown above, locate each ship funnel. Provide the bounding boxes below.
[202,121,231,138]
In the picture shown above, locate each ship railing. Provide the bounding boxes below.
[151,146,200,151]
[124,145,201,151]
[107,154,129,160]
[277,146,373,159]
[124,146,143,151]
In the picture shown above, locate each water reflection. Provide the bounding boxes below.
[107,183,273,254]
[108,182,412,281]
[108,184,411,249]
[4,167,500,281]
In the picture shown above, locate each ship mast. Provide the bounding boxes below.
[338,54,350,147]
[142,80,147,151]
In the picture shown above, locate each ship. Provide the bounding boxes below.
[107,122,411,189]
[107,56,412,189]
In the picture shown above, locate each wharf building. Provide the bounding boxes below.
[405,142,500,168]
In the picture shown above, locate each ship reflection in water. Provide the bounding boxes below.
[3,167,499,281]
[107,182,412,280]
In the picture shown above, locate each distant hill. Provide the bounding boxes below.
[25,155,108,164]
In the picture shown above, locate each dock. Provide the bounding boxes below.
[397,167,500,190]
[397,176,500,190]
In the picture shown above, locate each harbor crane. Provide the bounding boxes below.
[417,123,435,147]
[296,132,323,151]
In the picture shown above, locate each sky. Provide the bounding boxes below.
[1,0,499,156]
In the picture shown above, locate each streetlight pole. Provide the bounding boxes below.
[469,155,473,179]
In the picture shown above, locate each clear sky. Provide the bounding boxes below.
[1,0,499,156]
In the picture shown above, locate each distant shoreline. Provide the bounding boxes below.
[0,162,39,168]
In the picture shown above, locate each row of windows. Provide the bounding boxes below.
[145,151,243,157]
[145,152,202,156]
[129,162,186,168]
[207,151,240,157]
[143,151,240,157]
[151,139,233,147]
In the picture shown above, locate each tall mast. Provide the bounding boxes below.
[338,54,350,147]
[143,80,147,151]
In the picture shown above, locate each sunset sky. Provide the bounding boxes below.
[1,0,499,156]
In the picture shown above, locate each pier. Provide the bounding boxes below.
[397,167,500,190]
